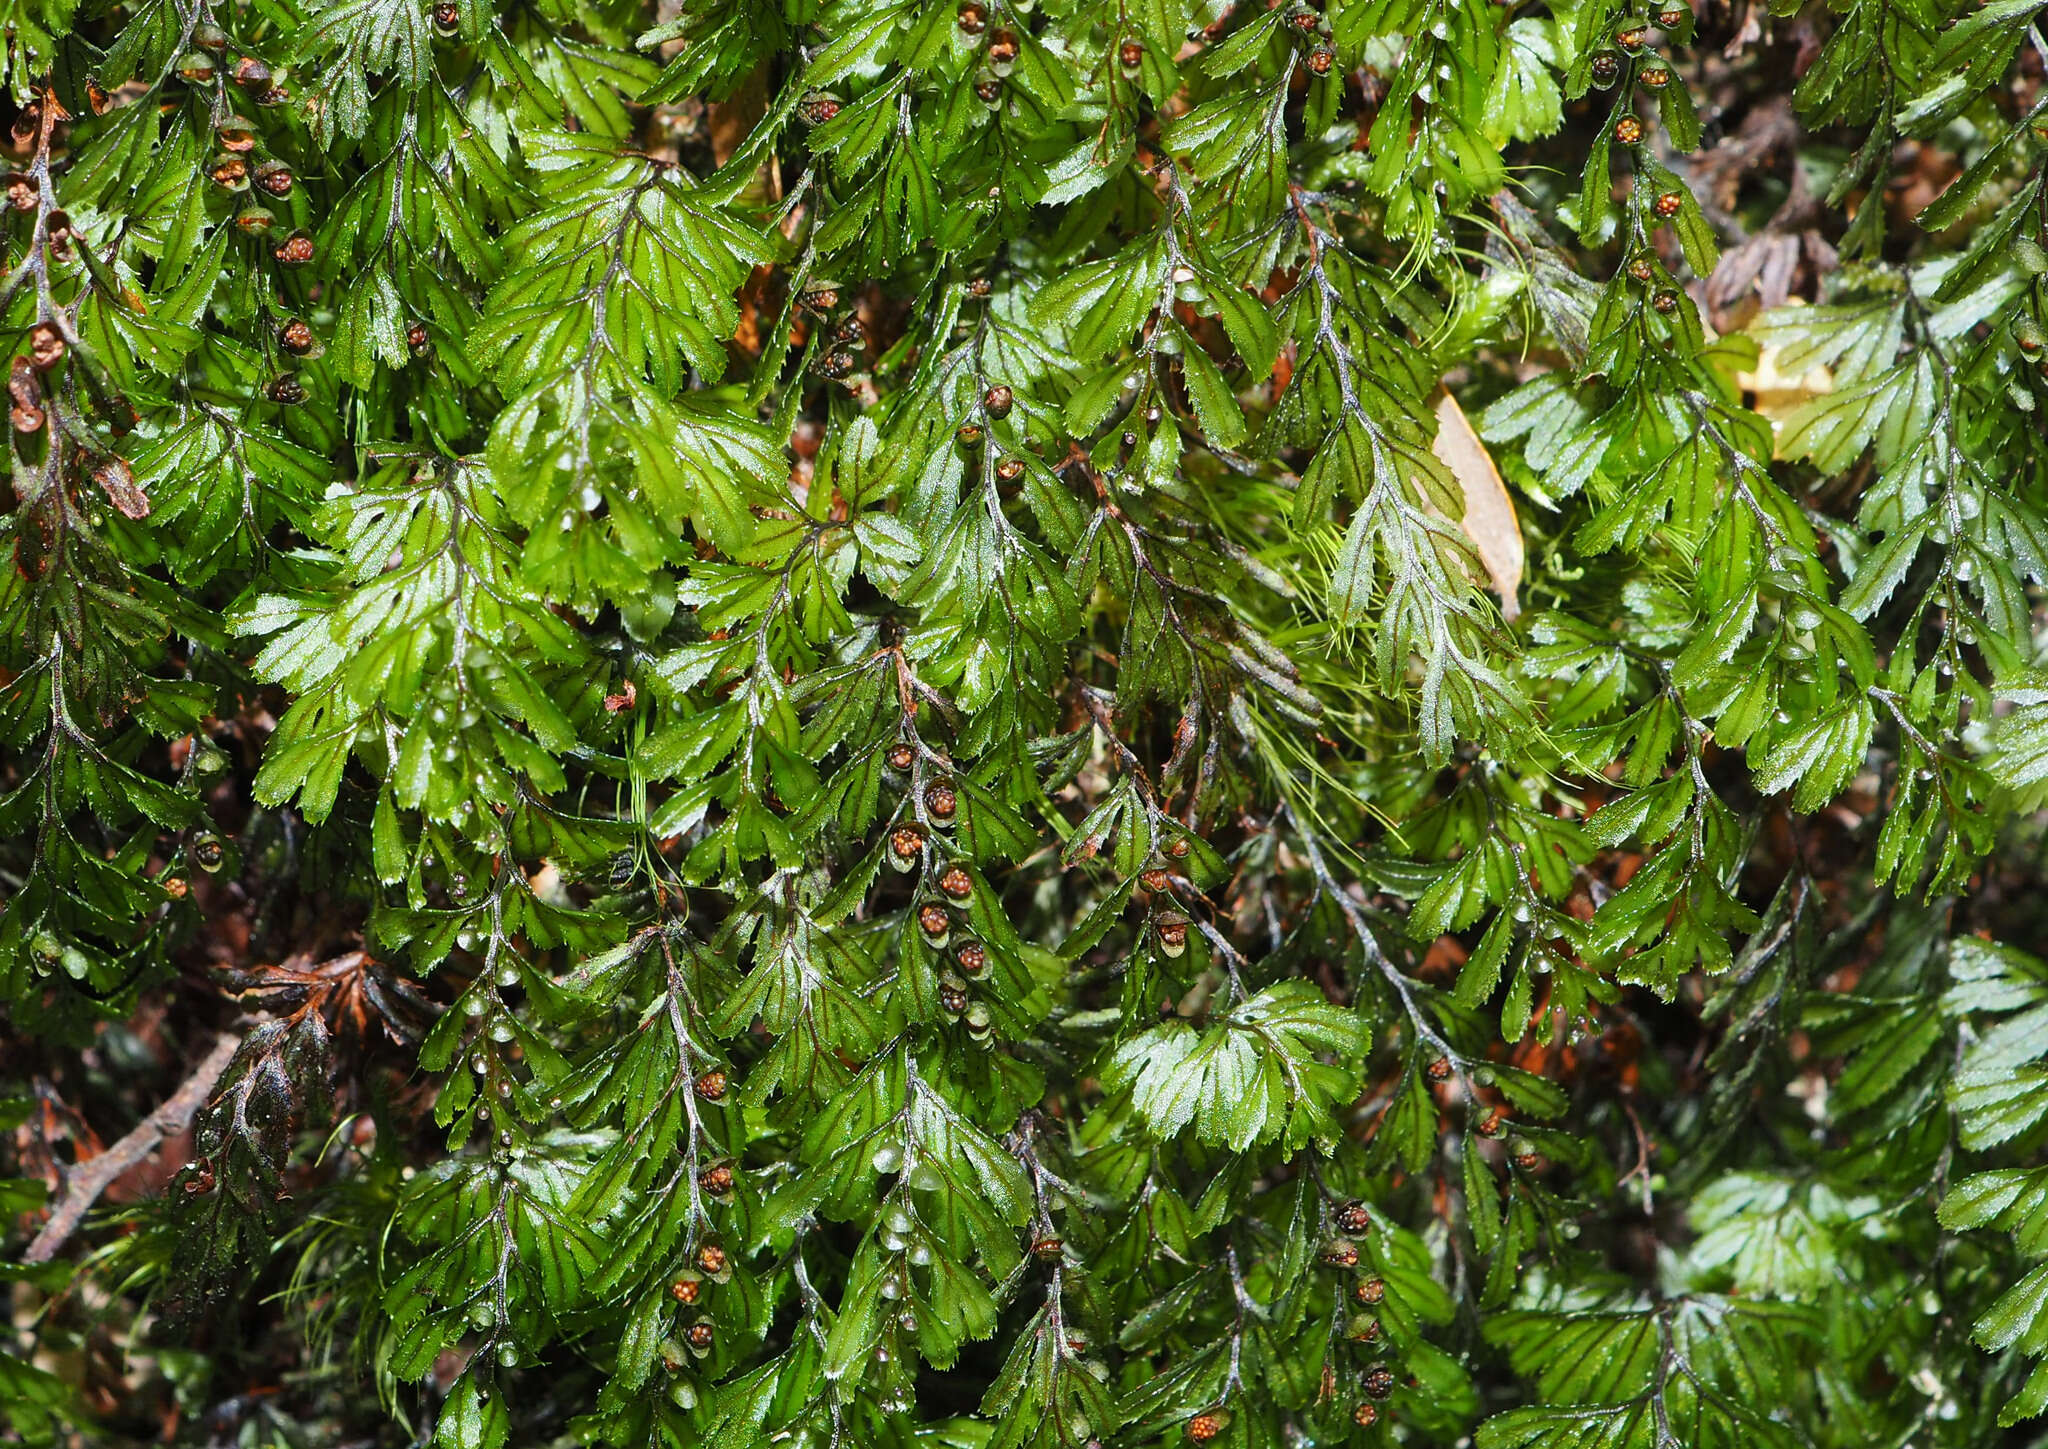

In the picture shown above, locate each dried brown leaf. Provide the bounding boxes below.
[1430,388,1523,621]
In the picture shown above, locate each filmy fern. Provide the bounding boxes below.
[8,0,2048,1446]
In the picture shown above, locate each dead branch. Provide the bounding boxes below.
[24,1032,242,1264]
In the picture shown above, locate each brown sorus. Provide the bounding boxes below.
[28,323,63,370]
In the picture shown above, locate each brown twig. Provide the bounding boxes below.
[24,1033,242,1264]
[1619,1094,1657,1218]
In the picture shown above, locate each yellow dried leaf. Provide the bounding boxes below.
[1737,344,1833,445]
[1430,388,1523,621]
[1738,298,1833,454]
